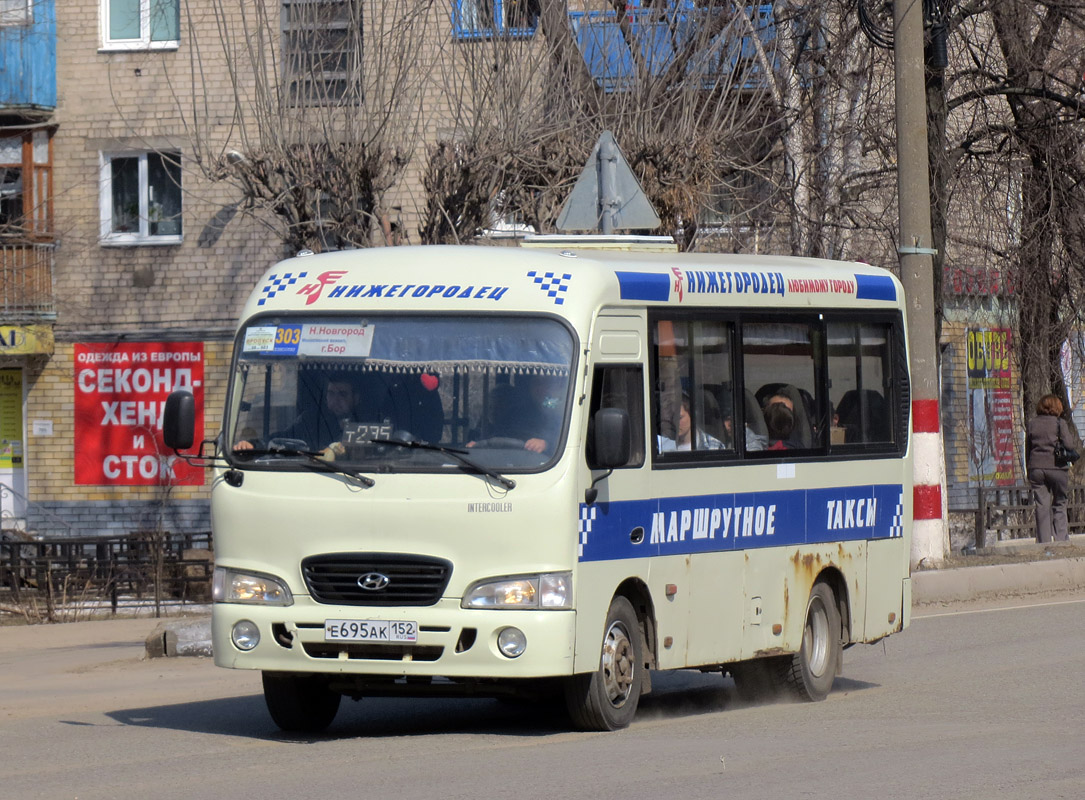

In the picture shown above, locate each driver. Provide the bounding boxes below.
[468,372,565,454]
[234,376,360,456]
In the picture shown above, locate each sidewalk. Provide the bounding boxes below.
[912,537,1085,605]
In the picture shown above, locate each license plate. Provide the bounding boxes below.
[324,619,418,643]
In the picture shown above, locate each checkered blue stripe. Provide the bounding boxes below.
[527,271,572,305]
[258,272,308,305]
[578,505,597,558]
[888,491,905,538]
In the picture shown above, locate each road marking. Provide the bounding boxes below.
[914,596,1085,619]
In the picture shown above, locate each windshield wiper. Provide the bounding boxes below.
[370,438,516,490]
[232,445,375,487]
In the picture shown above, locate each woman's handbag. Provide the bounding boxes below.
[1055,441,1080,468]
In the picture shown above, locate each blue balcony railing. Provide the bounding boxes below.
[568,3,776,92]
[0,0,57,114]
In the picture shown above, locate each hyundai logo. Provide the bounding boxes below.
[357,572,391,591]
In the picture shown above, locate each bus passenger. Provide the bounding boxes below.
[764,397,799,450]
[658,394,725,452]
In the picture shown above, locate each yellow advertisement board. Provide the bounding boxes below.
[0,369,22,468]
[0,325,54,356]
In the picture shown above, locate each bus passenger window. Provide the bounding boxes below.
[742,321,825,453]
[827,322,895,446]
[652,318,735,458]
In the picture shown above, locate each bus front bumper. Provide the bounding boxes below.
[211,600,577,681]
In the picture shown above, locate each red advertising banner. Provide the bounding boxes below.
[74,342,205,486]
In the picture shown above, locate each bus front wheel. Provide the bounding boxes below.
[779,582,841,701]
[564,596,643,731]
[262,671,341,733]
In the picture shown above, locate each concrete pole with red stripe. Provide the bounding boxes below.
[894,0,948,566]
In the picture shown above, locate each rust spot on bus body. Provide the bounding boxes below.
[752,647,789,658]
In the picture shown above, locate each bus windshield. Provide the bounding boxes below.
[227,315,576,472]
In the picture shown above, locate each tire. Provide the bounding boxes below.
[564,596,644,731]
[777,582,842,701]
[262,671,342,733]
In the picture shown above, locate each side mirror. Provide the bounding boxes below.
[163,390,196,450]
[591,407,631,469]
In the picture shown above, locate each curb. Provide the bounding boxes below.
[912,556,1085,605]
[145,617,213,658]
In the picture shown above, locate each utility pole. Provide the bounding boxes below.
[894,0,948,567]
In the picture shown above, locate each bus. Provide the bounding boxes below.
[165,244,912,732]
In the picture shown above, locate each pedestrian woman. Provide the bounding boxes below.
[1026,394,1073,543]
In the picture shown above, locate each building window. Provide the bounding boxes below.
[282,0,363,106]
[454,0,538,39]
[99,151,182,245]
[101,0,179,50]
[701,167,774,232]
[0,0,30,26]
[0,129,53,239]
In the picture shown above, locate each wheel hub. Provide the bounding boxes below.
[601,621,634,707]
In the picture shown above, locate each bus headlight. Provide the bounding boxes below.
[461,572,572,609]
[213,567,293,606]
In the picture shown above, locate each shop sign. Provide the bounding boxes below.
[73,342,205,486]
[0,325,54,356]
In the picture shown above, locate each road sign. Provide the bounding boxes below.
[556,131,661,233]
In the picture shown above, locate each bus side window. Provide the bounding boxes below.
[742,320,824,453]
[587,366,645,468]
[827,321,895,447]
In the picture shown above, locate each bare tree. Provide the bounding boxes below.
[180,0,438,253]
[420,1,787,250]
[931,2,1085,425]
[419,0,908,261]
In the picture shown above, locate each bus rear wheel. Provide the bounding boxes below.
[262,671,341,733]
[778,582,841,701]
[564,596,643,731]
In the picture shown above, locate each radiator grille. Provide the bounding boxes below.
[301,553,452,606]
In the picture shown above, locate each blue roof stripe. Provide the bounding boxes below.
[854,273,896,302]
[615,271,670,301]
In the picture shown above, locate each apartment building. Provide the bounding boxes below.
[0,0,1041,545]
[1,0,279,537]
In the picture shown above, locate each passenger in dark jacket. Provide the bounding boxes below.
[1025,394,1073,543]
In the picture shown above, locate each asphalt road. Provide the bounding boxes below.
[2,595,1084,800]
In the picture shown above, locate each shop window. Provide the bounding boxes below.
[101,0,179,50]
[99,151,182,245]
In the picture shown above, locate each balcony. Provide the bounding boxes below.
[0,0,57,116]
[0,240,55,320]
[568,3,776,92]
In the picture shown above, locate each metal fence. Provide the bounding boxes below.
[0,530,212,619]
[975,484,1085,548]
[0,241,55,317]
